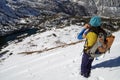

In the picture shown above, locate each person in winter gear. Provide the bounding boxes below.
[78,16,105,78]
[89,16,101,27]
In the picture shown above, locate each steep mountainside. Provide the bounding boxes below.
[71,0,120,17]
[0,0,120,37]
[0,0,88,36]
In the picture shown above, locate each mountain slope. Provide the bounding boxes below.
[0,25,120,80]
[0,0,120,37]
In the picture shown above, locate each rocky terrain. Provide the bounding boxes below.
[71,0,120,17]
[0,0,88,36]
[0,0,120,47]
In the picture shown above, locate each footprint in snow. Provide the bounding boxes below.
[91,76,104,80]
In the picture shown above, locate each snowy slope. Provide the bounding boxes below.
[0,25,120,80]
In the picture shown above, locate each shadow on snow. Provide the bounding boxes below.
[92,56,120,69]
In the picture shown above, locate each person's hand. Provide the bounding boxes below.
[84,24,90,29]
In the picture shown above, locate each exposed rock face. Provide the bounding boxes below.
[0,0,88,36]
[96,0,120,17]
[0,0,120,36]
[71,0,120,17]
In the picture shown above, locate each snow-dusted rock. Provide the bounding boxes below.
[0,0,120,36]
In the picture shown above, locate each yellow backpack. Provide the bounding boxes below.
[88,31,115,58]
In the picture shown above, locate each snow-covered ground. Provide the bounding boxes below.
[0,25,120,80]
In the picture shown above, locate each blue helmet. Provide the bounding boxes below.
[89,16,101,27]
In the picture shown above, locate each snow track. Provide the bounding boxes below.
[0,43,82,80]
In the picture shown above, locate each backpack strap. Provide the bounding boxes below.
[83,27,107,58]
[83,27,99,52]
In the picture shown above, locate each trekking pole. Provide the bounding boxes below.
[80,51,83,56]
[102,53,106,58]
[108,48,110,53]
